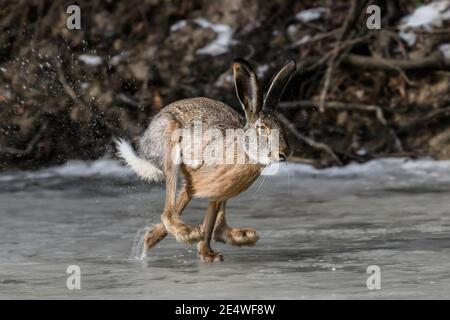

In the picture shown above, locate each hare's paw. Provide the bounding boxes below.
[215,227,259,246]
[230,228,259,246]
[197,242,224,263]
[162,216,204,244]
[144,223,167,250]
[200,251,223,263]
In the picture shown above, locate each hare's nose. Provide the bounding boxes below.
[279,153,287,162]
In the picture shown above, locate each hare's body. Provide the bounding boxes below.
[185,163,262,200]
[117,59,296,262]
[139,97,262,201]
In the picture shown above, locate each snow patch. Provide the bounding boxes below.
[295,7,326,23]
[257,64,269,77]
[2,158,450,183]
[109,52,129,66]
[170,20,187,32]
[78,54,102,66]
[399,1,450,46]
[439,43,450,59]
[275,157,450,179]
[194,18,234,56]
[0,160,131,182]
[50,160,129,177]
[292,35,312,47]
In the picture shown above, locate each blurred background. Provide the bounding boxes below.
[1,0,450,171]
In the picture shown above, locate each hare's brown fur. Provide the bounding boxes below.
[119,58,296,262]
[159,97,263,199]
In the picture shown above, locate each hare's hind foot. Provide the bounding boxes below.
[144,223,168,251]
[214,226,259,246]
[162,215,204,244]
[213,202,259,246]
[197,241,223,262]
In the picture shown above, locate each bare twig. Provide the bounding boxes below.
[344,52,450,71]
[318,0,359,112]
[410,28,450,35]
[337,0,360,42]
[288,30,338,49]
[398,106,450,133]
[279,100,404,152]
[56,61,89,110]
[280,100,387,123]
[319,60,334,112]
[276,112,342,165]
[0,125,46,156]
[287,156,320,166]
[116,93,140,107]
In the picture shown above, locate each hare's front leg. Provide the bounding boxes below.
[197,201,223,262]
[213,201,259,246]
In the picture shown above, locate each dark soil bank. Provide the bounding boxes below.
[1,1,450,171]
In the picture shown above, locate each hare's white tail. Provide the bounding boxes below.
[115,139,164,182]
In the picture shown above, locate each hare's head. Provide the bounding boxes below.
[232,58,296,163]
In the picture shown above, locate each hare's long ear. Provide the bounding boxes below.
[262,60,296,112]
[232,58,262,122]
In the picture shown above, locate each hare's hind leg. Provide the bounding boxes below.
[160,129,203,244]
[213,201,259,246]
[198,201,223,262]
[144,187,191,250]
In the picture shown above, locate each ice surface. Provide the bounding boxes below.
[1,158,450,299]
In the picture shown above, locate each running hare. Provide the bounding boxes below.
[117,58,296,262]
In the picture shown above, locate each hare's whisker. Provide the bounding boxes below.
[253,175,267,195]
[287,162,291,196]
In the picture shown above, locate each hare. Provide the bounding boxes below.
[116,58,296,262]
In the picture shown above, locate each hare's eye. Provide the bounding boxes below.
[257,125,269,136]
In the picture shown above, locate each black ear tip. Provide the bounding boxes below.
[233,57,247,64]
[232,58,245,67]
[232,57,253,70]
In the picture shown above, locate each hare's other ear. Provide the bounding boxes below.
[263,60,296,112]
[232,58,262,122]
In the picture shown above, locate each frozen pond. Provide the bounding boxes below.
[1,158,450,299]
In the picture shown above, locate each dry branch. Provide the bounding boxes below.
[280,100,388,124]
[398,106,450,133]
[0,125,46,156]
[344,53,450,71]
[318,0,362,112]
[276,112,342,165]
[56,61,89,110]
[279,100,404,152]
